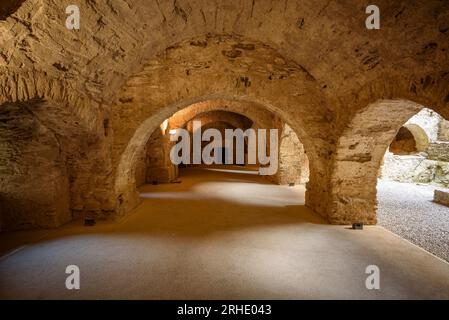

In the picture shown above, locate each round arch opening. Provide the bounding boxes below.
[114,97,313,216]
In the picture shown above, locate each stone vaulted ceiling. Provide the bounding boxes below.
[0,0,448,121]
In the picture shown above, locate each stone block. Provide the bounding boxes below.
[434,190,449,207]
[427,142,449,162]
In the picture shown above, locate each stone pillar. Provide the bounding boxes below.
[276,124,309,185]
[143,127,178,184]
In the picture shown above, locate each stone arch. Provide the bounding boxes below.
[388,126,420,155]
[195,120,238,132]
[167,100,275,132]
[113,94,324,217]
[168,103,309,184]
[380,106,449,186]
[134,103,270,186]
[174,102,310,180]
[396,107,446,153]
[403,124,429,153]
[135,109,257,186]
[328,99,438,224]
[183,110,253,132]
[110,35,332,218]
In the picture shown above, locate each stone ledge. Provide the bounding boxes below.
[433,190,449,207]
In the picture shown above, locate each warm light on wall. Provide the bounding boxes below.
[160,119,169,134]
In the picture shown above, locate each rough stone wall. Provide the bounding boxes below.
[143,128,177,184]
[0,102,71,230]
[133,133,169,188]
[134,151,147,188]
[427,142,449,162]
[0,100,100,230]
[438,119,449,141]
[381,152,449,188]
[277,123,309,185]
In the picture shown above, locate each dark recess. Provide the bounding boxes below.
[0,0,26,20]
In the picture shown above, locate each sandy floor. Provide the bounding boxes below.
[377,180,449,262]
[1,167,449,299]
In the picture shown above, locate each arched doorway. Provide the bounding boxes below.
[331,99,449,261]
[115,97,312,216]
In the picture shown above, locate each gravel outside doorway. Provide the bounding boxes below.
[377,180,449,262]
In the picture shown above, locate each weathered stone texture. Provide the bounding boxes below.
[434,190,449,207]
[1,0,449,228]
[438,120,449,141]
[0,100,92,230]
[277,123,309,185]
[381,153,449,188]
[427,142,449,162]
